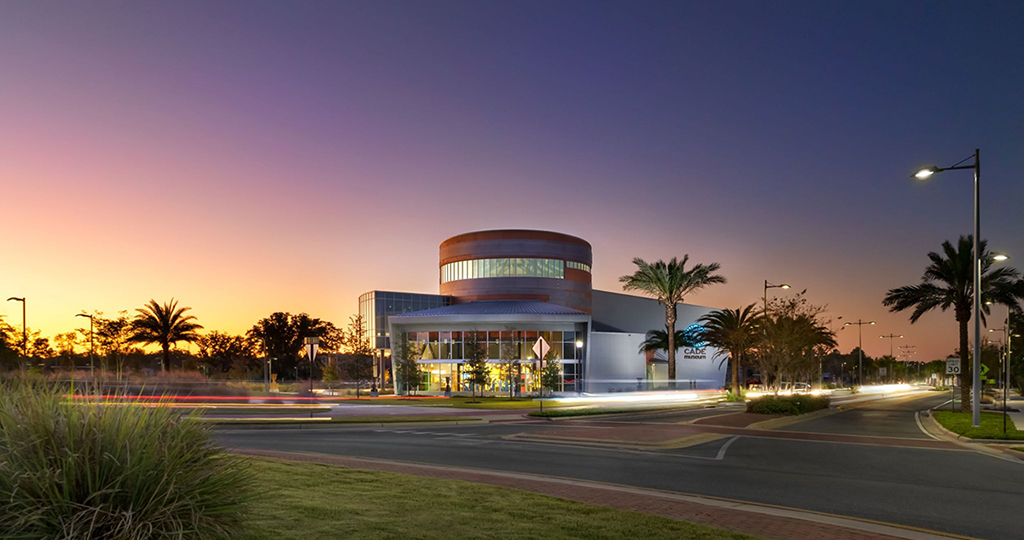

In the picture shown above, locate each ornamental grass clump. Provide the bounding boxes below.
[0,381,253,540]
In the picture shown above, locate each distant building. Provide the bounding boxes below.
[360,229,725,394]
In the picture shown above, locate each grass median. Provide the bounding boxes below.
[241,458,757,540]
[932,411,1024,440]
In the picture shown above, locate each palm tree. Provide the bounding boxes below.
[639,327,690,354]
[620,256,726,388]
[699,304,763,395]
[130,299,203,371]
[883,236,1024,413]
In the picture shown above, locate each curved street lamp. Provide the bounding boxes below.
[844,319,875,387]
[912,150,982,425]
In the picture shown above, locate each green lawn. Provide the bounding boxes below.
[202,416,481,425]
[240,458,757,540]
[932,411,1024,440]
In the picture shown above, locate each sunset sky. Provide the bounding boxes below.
[2,1,1022,362]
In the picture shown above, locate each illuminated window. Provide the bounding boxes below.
[440,258,573,283]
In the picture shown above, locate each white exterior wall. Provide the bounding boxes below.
[590,290,728,391]
[587,332,647,393]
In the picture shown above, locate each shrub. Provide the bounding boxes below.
[0,381,253,540]
[746,394,830,415]
[724,389,745,402]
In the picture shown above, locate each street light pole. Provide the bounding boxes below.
[844,319,875,387]
[76,313,94,374]
[989,310,1020,434]
[7,297,26,371]
[913,149,983,425]
[898,345,917,381]
[879,333,903,383]
[763,280,791,316]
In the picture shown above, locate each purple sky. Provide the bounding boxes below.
[1,1,1022,363]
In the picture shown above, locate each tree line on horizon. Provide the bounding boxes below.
[3,235,1023,409]
[0,300,375,382]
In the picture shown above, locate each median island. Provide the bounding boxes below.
[746,395,830,415]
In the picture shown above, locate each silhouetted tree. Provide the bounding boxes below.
[129,299,203,372]
[884,236,1024,413]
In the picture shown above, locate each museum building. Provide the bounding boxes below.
[359,230,725,394]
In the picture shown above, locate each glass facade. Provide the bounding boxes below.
[566,260,591,273]
[401,329,581,393]
[441,257,593,284]
[358,291,451,351]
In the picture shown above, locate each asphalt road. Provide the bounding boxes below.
[216,393,1023,540]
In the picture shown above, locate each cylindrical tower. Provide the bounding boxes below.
[439,230,593,313]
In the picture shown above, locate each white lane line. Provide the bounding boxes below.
[914,412,942,440]
[715,436,739,460]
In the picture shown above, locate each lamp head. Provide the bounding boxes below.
[869,321,876,325]
[913,167,938,179]
[991,253,1010,262]
[575,340,583,348]
[780,284,791,289]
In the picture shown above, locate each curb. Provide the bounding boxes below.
[528,401,730,422]
[746,406,838,430]
[918,411,1024,463]
[503,430,728,451]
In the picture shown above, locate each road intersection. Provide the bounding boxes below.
[217,392,1023,540]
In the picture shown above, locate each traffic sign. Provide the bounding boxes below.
[945,356,961,375]
[532,337,550,365]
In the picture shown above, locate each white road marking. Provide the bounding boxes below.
[914,412,942,440]
[715,436,739,460]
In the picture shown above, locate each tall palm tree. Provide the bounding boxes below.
[130,299,203,371]
[639,327,690,355]
[883,236,1024,413]
[620,256,726,388]
[698,304,763,395]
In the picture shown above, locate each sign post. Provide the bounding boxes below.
[946,357,960,411]
[533,337,550,412]
[304,337,320,417]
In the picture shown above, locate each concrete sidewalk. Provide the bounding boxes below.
[236,449,971,540]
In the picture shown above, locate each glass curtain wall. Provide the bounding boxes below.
[441,258,586,284]
[404,329,580,393]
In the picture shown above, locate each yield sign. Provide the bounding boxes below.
[304,336,320,362]
[532,337,550,365]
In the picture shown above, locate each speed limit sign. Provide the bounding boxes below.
[946,357,961,375]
